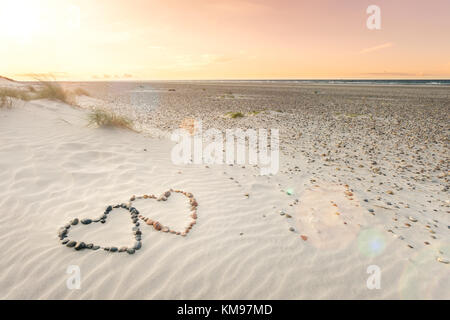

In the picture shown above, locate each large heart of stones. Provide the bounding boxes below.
[57,189,198,255]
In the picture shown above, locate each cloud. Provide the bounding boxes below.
[15,72,68,79]
[92,73,133,79]
[359,42,393,54]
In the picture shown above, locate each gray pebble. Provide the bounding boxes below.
[74,242,85,251]
[66,241,76,248]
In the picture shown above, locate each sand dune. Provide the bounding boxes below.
[0,80,448,299]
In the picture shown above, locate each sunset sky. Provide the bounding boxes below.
[1,0,449,80]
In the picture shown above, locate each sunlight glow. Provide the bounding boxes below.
[0,0,42,42]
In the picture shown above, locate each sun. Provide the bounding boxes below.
[0,0,42,42]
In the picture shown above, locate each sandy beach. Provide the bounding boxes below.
[0,77,448,299]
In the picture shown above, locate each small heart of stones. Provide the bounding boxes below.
[57,189,198,255]
[133,189,198,237]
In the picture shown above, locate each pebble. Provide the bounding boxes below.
[66,241,76,248]
[119,247,128,252]
[134,242,142,250]
[81,219,92,225]
[437,257,449,264]
[153,222,162,231]
[74,242,85,251]
[71,218,79,225]
[289,227,295,232]
[127,248,135,255]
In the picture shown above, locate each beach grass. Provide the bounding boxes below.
[0,95,12,108]
[73,88,90,96]
[34,80,69,103]
[225,111,244,118]
[0,88,31,101]
[87,109,134,130]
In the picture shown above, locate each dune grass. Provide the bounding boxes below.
[33,80,69,103]
[88,109,134,130]
[225,111,245,119]
[0,88,31,108]
[0,88,31,101]
[0,95,12,109]
[73,87,90,96]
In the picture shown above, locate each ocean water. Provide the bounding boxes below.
[206,79,450,85]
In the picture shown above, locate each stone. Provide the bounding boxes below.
[164,191,171,197]
[71,218,79,225]
[74,242,85,250]
[134,241,142,250]
[119,247,128,252]
[81,219,92,225]
[127,248,135,255]
[153,222,162,231]
[86,243,94,249]
[61,239,70,245]
[146,219,154,226]
[66,241,76,248]
[92,246,100,250]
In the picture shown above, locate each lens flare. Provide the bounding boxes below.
[357,228,386,257]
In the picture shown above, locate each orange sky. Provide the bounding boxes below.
[1,0,449,80]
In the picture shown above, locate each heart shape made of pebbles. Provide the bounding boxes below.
[57,189,198,255]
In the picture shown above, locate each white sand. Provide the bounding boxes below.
[0,81,448,299]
